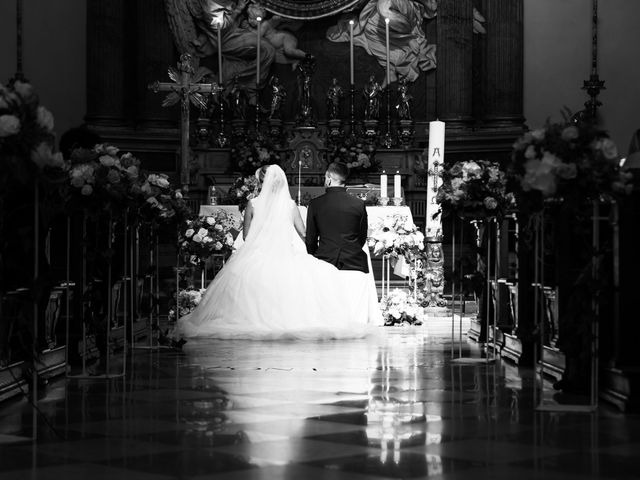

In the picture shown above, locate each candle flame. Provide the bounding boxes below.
[385,17,390,24]
[349,19,354,25]
[256,16,262,22]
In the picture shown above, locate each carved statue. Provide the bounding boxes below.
[363,75,382,120]
[245,4,307,69]
[326,78,344,120]
[229,75,247,120]
[395,78,413,120]
[269,75,286,119]
[164,0,275,92]
[296,54,316,122]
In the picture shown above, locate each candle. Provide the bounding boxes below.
[256,17,262,86]
[394,171,401,199]
[428,120,445,162]
[426,120,445,236]
[217,20,223,85]
[385,17,390,86]
[380,171,388,198]
[349,19,354,85]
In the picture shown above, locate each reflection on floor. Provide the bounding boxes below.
[1,328,640,479]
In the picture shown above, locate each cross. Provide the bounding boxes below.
[148,53,221,192]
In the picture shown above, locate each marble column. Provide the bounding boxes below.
[86,0,126,126]
[480,0,524,130]
[436,0,473,129]
[135,0,178,128]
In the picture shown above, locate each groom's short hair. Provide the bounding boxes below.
[327,162,349,184]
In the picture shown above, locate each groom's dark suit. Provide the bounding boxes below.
[305,187,369,273]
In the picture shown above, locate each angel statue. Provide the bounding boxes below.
[245,3,308,70]
[164,0,275,94]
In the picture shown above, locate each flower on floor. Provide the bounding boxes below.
[168,287,207,322]
[179,210,239,265]
[436,159,513,220]
[368,214,425,260]
[380,288,424,326]
[224,175,259,212]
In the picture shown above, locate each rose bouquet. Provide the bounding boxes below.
[380,288,424,326]
[509,121,632,210]
[168,287,206,322]
[224,175,259,212]
[179,210,240,265]
[328,137,379,180]
[436,159,513,220]
[368,214,425,259]
[229,132,281,176]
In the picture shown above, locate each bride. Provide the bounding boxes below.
[175,164,376,340]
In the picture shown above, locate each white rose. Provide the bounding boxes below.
[99,155,116,167]
[197,228,208,237]
[105,145,119,156]
[205,216,215,225]
[192,234,203,243]
[141,182,152,194]
[126,166,138,178]
[214,241,223,250]
[13,81,34,100]
[36,105,55,131]
[185,228,195,238]
[31,142,64,169]
[0,114,20,137]
[202,236,213,243]
[214,224,223,231]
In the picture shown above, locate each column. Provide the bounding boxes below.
[436,0,473,129]
[135,0,178,128]
[85,0,126,126]
[480,0,524,130]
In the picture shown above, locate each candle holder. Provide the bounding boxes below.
[392,197,403,206]
[349,84,356,136]
[215,99,229,148]
[379,196,389,206]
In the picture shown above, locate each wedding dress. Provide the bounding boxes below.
[175,165,376,340]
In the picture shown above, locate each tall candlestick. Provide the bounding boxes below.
[256,17,262,86]
[385,17,390,86]
[380,171,388,198]
[349,19,354,85]
[394,171,401,199]
[217,21,223,85]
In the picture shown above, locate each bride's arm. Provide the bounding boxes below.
[292,202,306,241]
[243,200,254,239]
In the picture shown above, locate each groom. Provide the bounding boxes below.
[305,162,369,273]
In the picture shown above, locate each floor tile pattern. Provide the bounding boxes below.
[1,329,638,479]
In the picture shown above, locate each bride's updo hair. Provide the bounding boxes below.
[255,165,269,184]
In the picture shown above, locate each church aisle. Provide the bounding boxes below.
[1,330,639,479]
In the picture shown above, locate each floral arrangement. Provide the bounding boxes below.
[380,289,424,326]
[368,214,425,259]
[179,210,239,265]
[436,159,513,220]
[168,287,206,322]
[224,175,259,212]
[0,80,67,189]
[509,120,632,210]
[328,136,379,180]
[229,131,281,176]
[63,144,190,224]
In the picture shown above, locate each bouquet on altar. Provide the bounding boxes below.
[436,159,513,220]
[380,288,425,326]
[179,210,239,265]
[168,287,206,322]
[230,131,281,176]
[368,214,425,260]
[329,136,379,179]
[509,119,632,210]
[224,175,259,212]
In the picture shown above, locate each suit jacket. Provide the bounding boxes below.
[305,187,369,273]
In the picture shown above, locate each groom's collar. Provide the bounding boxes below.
[325,186,347,193]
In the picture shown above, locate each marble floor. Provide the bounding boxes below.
[1,328,640,479]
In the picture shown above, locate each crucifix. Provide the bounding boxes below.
[148,53,220,192]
